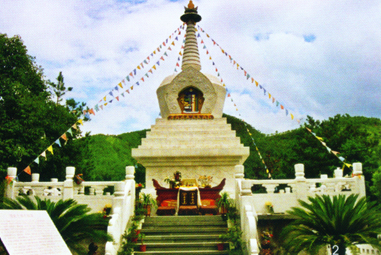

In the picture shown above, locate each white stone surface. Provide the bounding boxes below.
[132,118,249,193]
[157,66,226,119]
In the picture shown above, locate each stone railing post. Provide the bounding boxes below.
[353,162,366,197]
[63,166,75,200]
[125,166,135,180]
[294,163,307,201]
[6,167,17,199]
[235,165,244,179]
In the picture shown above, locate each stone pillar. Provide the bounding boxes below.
[125,166,135,180]
[63,166,75,200]
[235,165,244,179]
[6,167,17,199]
[294,163,307,201]
[31,173,40,183]
[353,162,366,198]
[294,163,305,180]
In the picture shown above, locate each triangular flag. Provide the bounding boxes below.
[153,65,156,70]
[47,145,54,155]
[291,114,294,120]
[34,157,39,164]
[280,105,284,110]
[40,151,46,159]
[24,166,31,175]
[316,136,323,141]
[269,93,271,99]
[55,139,61,147]
[61,133,68,141]
[116,96,119,101]
[255,81,259,87]
[72,123,78,130]
[77,119,83,125]
[100,105,103,110]
[67,128,73,136]
[332,150,340,155]
[118,82,123,89]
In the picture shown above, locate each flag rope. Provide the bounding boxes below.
[13,25,186,178]
[198,30,272,179]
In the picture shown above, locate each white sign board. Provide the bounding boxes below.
[0,210,72,255]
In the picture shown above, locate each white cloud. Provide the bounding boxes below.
[1,0,380,135]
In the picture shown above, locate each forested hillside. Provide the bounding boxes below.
[70,113,381,200]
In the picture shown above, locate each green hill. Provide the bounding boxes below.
[73,114,381,198]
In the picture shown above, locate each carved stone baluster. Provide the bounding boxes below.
[95,186,104,196]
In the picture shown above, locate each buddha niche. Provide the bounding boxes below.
[177,87,204,114]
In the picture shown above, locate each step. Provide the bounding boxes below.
[150,124,231,131]
[142,221,227,227]
[143,234,221,244]
[146,130,237,138]
[154,118,228,126]
[141,242,223,251]
[144,215,225,223]
[141,227,227,235]
[134,251,229,255]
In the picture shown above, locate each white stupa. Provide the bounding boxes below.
[132,1,250,194]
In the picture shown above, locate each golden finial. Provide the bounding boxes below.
[188,0,195,9]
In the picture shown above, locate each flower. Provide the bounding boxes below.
[135,183,144,188]
[265,201,272,206]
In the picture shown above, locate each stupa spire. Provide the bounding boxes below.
[180,1,202,71]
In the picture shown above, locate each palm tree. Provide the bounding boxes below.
[1,195,112,254]
[280,194,381,255]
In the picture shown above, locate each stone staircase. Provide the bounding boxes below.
[134,215,229,255]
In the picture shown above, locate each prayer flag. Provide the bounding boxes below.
[47,145,54,155]
[24,166,31,175]
[61,133,68,141]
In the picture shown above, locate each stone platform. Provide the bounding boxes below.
[132,118,249,194]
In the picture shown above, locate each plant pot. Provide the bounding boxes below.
[144,205,151,217]
[139,245,147,252]
[217,243,224,251]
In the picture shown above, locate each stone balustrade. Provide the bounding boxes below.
[5,166,136,255]
[235,162,369,255]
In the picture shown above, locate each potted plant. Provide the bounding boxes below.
[174,171,181,181]
[219,225,243,251]
[218,232,229,251]
[217,192,231,220]
[102,203,112,218]
[139,233,146,251]
[140,193,157,217]
[265,201,274,214]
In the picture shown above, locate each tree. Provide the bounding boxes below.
[0,34,89,181]
[49,71,73,104]
[280,194,381,255]
[0,195,111,254]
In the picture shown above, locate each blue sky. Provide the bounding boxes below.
[1,0,380,135]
